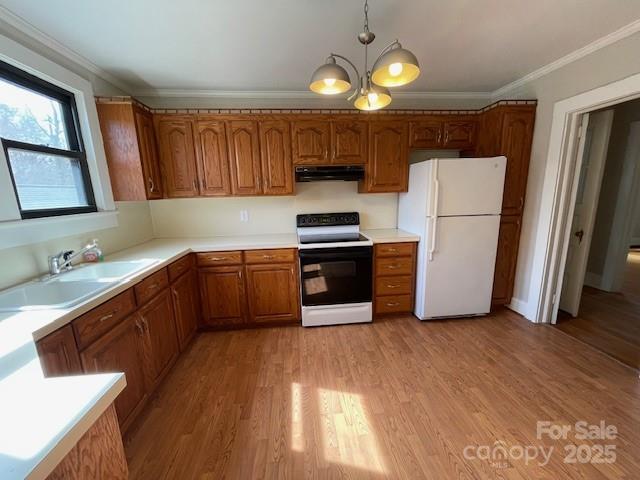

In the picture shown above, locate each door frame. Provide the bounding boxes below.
[531,72,640,324]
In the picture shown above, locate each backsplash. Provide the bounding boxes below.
[0,201,154,290]
[150,181,398,237]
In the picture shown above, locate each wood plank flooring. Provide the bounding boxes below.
[556,251,640,369]
[125,311,640,479]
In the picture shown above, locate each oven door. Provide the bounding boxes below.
[299,246,372,306]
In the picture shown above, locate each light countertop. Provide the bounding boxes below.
[0,230,414,479]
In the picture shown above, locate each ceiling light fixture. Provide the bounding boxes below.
[308,0,420,111]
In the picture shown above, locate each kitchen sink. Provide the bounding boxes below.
[0,280,112,312]
[0,259,158,312]
[56,259,157,282]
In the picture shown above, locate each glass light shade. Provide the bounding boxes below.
[309,60,351,95]
[353,85,391,111]
[371,46,420,87]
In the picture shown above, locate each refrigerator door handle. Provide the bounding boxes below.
[428,174,440,261]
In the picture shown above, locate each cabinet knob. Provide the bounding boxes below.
[386,302,400,307]
[148,176,155,192]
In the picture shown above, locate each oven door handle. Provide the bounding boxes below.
[299,251,372,261]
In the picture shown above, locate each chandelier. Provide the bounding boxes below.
[309,0,420,111]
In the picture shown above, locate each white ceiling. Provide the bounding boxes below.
[1,0,640,95]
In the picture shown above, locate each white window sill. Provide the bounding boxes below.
[0,211,119,250]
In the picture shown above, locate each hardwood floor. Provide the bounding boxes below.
[556,250,640,369]
[125,311,640,479]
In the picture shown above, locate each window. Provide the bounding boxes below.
[0,60,96,219]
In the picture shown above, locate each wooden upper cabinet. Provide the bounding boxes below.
[80,314,147,430]
[245,263,300,324]
[36,325,82,377]
[96,101,162,201]
[259,120,294,195]
[199,266,246,326]
[409,120,443,148]
[362,121,408,193]
[133,107,163,199]
[156,117,199,198]
[500,110,535,216]
[138,289,179,389]
[443,120,476,149]
[331,120,367,164]
[194,120,231,196]
[292,120,330,165]
[226,120,262,195]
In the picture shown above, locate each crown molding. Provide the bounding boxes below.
[492,18,640,98]
[0,5,134,94]
[132,88,493,99]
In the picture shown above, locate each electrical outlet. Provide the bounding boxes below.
[240,209,249,222]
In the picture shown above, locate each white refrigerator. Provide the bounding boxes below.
[398,157,507,320]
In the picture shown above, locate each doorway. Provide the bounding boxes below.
[555,98,640,369]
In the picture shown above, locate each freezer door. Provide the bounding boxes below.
[434,157,506,216]
[417,215,500,319]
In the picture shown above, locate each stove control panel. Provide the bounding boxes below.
[296,212,360,228]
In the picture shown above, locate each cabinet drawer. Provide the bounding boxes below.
[375,257,414,276]
[73,289,136,350]
[375,275,413,296]
[168,254,194,281]
[244,248,296,264]
[375,294,412,314]
[196,251,243,266]
[375,242,415,257]
[135,268,169,306]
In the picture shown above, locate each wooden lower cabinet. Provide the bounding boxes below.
[47,404,127,480]
[492,215,521,305]
[35,325,82,377]
[138,289,179,388]
[199,265,246,326]
[245,263,300,323]
[80,314,147,430]
[373,242,417,316]
[171,269,199,350]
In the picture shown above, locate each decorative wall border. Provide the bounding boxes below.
[94,97,537,116]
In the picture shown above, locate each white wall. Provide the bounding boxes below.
[150,182,397,237]
[0,201,154,290]
[493,31,640,316]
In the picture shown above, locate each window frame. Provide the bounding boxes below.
[0,59,97,219]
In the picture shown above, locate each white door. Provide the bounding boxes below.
[419,215,501,319]
[434,157,506,216]
[559,110,614,316]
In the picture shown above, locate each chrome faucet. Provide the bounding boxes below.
[48,241,98,275]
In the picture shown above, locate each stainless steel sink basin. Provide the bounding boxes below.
[0,259,158,311]
[0,280,112,312]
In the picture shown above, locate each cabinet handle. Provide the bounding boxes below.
[148,176,155,192]
[141,318,149,331]
[386,284,400,289]
[386,264,400,269]
[437,131,442,144]
[386,248,398,252]
[99,312,116,323]
[386,302,400,307]
[208,256,227,261]
[135,319,144,335]
[519,197,524,209]
[324,146,328,159]
[147,282,159,291]
[262,254,275,260]
[444,131,449,144]
[193,179,198,191]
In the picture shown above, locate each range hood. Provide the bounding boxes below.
[295,166,365,182]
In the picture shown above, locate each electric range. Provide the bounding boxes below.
[297,212,373,327]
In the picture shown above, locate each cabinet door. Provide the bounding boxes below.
[227,120,262,195]
[492,215,521,305]
[171,269,199,351]
[245,263,300,324]
[500,110,535,216]
[80,314,147,429]
[156,117,199,197]
[199,266,246,326]
[331,120,367,164]
[195,120,231,196]
[292,120,330,165]
[36,325,82,377]
[363,121,408,192]
[134,108,163,199]
[409,120,443,148]
[138,289,179,388]
[443,120,476,149]
[259,120,294,195]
